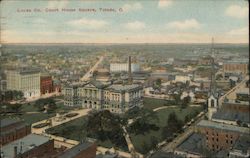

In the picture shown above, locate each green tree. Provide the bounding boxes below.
[150,136,158,150]
[162,112,183,139]
[181,96,191,109]
[8,103,22,113]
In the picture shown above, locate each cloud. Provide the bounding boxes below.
[47,0,69,8]
[68,18,108,30]
[122,2,142,12]
[225,5,248,19]
[158,0,173,9]
[166,19,201,30]
[228,27,248,35]
[124,21,145,30]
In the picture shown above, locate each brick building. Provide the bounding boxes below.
[223,60,249,75]
[1,134,54,158]
[0,118,31,145]
[196,120,249,151]
[40,76,53,95]
[59,141,96,158]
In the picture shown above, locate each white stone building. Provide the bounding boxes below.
[110,63,140,73]
[6,69,40,99]
[63,81,143,113]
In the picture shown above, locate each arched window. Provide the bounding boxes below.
[211,99,215,107]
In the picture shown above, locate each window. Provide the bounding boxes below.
[211,99,215,107]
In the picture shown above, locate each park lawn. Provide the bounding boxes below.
[46,116,125,150]
[2,113,56,124]
[143,97,175,110]
[130,106,203,153]
[20,113,56,124]
[21,103,38,112]
[21,101,76,113]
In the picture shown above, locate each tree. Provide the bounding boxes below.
[127,108,159,134]
[150,136,158,150]
[181,96,191,109]
[34,98,57,112]
[236,120,242,126]
[86,110,126,148]
[141,141,150,154]
[8,103,22,113]
[162,112,183,139]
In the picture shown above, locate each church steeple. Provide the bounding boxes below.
[209,37,216,97]
[207,37,218,120]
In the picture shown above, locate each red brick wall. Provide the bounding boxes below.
[74,143,97,158]
[222,103,249,113]
[40,76,53,95]
[0,123,31,145]
[198,127,239,151]
[20,140,54,158]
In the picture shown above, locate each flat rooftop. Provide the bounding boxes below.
[59,142,94,158]
[1,134,51,158]
[0,118,22,128]
[107,84,141,92]
[197,120,249,134]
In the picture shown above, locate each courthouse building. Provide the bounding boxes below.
[63,80,143,113]
[6,68,40,99]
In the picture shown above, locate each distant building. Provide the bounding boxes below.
[59,140,96,158]
[110,63,140,73]
[63,81,143,113]
[0,118,31,145]
[6,68,40,99]
[40,75,53,95]
[93,68,111,82]
[175,75,191,83]
[1,134,54,158]
[223,60,249,75]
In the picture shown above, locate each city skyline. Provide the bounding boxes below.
[0,0,249,44]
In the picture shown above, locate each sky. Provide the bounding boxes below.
[0,0,249,43]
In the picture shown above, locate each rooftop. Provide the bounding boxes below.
[224,60,249,64]
[1,134,51,158]
[107,84,142,92]
[232,135,250,154]
[212,110,249,123]
[7,68,40,74]
[0,118,22,128]
[197,120,249,134]
[176,133,206,156]
[58,141,95,158]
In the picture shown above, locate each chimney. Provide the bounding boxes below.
[128,56,133,84]
[14,146,18,158]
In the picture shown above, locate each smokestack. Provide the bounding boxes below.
[128,56,133,84]
[14,146,18,158]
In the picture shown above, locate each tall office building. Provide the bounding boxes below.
[6,68,41,99]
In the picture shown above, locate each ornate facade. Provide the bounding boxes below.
[63,81,143,113]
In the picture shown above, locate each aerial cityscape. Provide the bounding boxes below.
[0,0,249,158]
